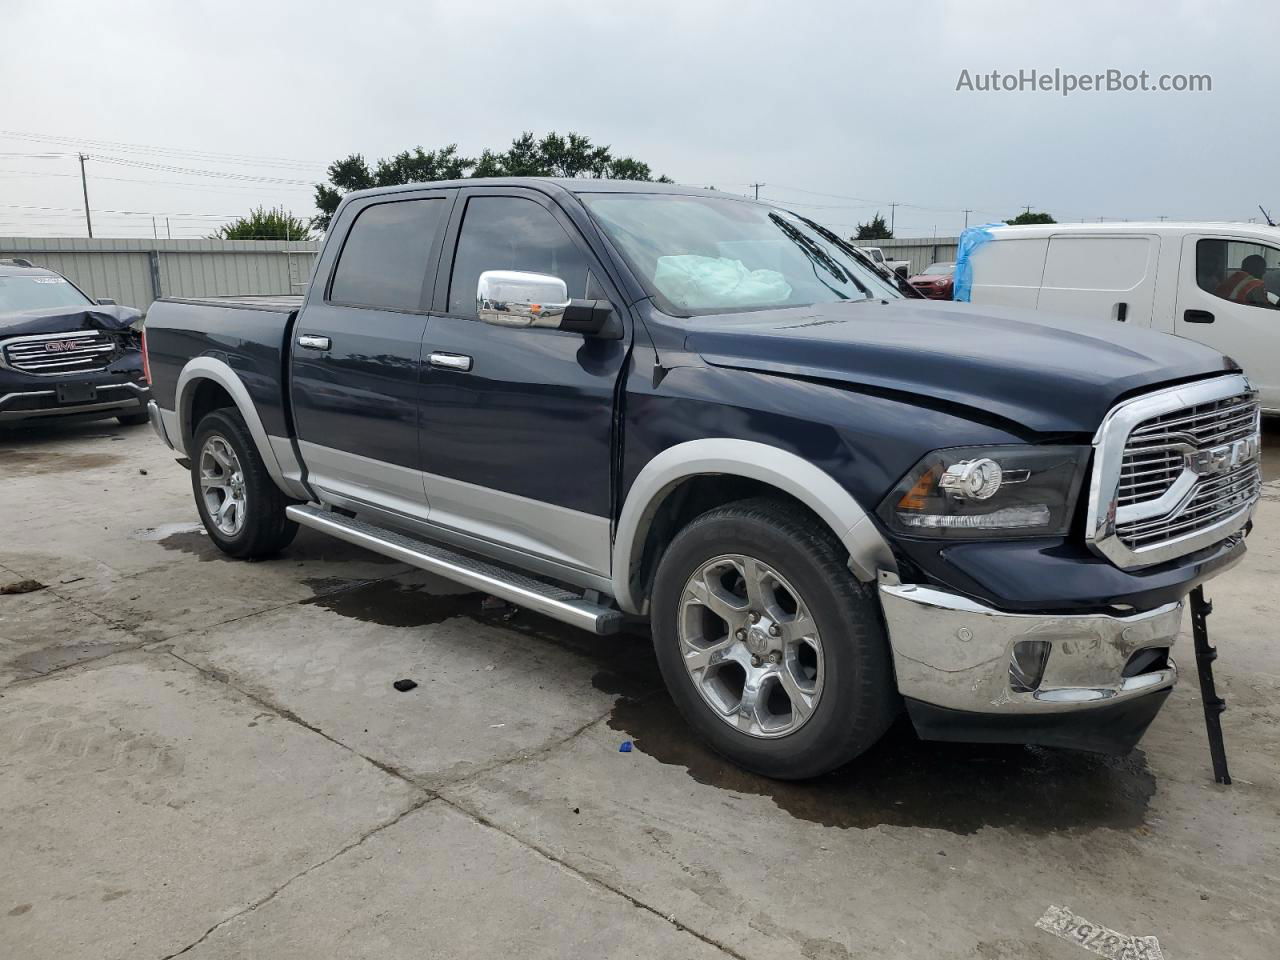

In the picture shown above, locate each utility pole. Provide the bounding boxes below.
[748,182,765,200]
[152,216,158,239]
[166,218,172,239]
[78,153,93,238]
[889,202,898,235]
[962,208,973,229]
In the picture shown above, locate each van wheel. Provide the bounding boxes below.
[191,408,297,559]
[650,498,898,780]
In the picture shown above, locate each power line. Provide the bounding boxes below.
[748,182,766,200]
[0,130,327,170]
[88,154,317,185]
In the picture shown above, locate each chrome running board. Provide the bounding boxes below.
[286,504,623,635]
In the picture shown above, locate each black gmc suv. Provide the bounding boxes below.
[142,180,1261,779]
[0,259,149,427]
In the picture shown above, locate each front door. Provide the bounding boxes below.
[1175,234,1280,410]
[291,189,455,516]
[417,187,629,577]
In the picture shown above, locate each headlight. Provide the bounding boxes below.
[877,445,1090,539]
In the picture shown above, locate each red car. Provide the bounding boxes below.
[908,261,955,299]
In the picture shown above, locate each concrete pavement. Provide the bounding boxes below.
[1,418,1277,959]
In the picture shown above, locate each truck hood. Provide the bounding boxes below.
[685,299,1238,434]
[0,304,142,339]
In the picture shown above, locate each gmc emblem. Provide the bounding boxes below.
[1188,435,1260,477]
[43,340,81,353]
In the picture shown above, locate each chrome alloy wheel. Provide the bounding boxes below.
[198,434,247,537]
[678,554,824,739]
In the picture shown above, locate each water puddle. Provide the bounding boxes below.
[606,691,1157,835]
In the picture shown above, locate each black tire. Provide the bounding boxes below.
[190,408,298,559]
[650,497,899,780]
[116,411,150,426]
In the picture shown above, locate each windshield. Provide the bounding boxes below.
[580,193,902,316]
[0,273,93,312]
[921,262,955,275]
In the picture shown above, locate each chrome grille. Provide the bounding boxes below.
[1117,461,1260,548]
[2,331,120,375]
[1117,394,1259,506]
[1087,375,1262,569]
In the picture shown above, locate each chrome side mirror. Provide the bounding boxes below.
[477,270,569,329]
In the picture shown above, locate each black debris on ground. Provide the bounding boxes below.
[0,580,46,595]
[392,679,419,692]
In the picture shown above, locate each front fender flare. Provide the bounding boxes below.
[611,438,896,615]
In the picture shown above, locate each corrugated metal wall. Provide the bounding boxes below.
[854,237,961,276]
[0,238,320,311]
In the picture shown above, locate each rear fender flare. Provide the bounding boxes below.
[175,357,308,499]
[611,438,896,615]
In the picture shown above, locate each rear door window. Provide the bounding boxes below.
[329,198,447,311]
[446,196,589,318]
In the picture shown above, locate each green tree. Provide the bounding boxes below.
[853,212,893,240]
[214,206,313,240]
[313,131,670,229]
[1005,210,1056,225]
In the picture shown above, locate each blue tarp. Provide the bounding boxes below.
[952,223,1003,302]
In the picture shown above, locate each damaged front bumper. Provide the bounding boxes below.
[879,571,1185,753]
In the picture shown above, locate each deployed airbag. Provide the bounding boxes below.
[653,255,792,310]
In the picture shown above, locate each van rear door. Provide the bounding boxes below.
[1036,234,1161,325]
[968,238,1048,309]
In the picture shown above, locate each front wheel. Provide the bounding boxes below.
[190,408,297,559]
[650,498,898,780]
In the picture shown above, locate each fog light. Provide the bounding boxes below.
[1009,640,1051,692]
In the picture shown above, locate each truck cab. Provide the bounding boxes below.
[143,181,1262,780]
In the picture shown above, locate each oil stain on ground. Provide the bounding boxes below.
[2,449,122,475]
[155,526,405,565]
[607,691,1157,836]
[302,579,483,628]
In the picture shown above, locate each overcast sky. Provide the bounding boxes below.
[2,0,1275,239]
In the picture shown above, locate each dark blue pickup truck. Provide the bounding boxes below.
[143,180,1261,779]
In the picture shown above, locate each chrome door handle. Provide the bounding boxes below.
[429,351,473,372]
[297,334,331,350]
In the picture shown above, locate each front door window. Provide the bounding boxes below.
[1196,238,1280,310]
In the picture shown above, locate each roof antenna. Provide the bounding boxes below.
[1259,205,1275,227]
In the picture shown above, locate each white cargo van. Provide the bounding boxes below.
[966,222,1280,411]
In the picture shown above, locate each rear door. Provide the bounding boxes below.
[968,238,1048,309]
[291,188,456,517]
[415,186,629,577]
[1175,233,1280,410]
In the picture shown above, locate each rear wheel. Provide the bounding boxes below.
[191,408,297,559]
[650,498,898,780]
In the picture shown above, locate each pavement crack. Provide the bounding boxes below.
[162,648,426,789]
[158,794,434,960]
[437,793,747,960]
